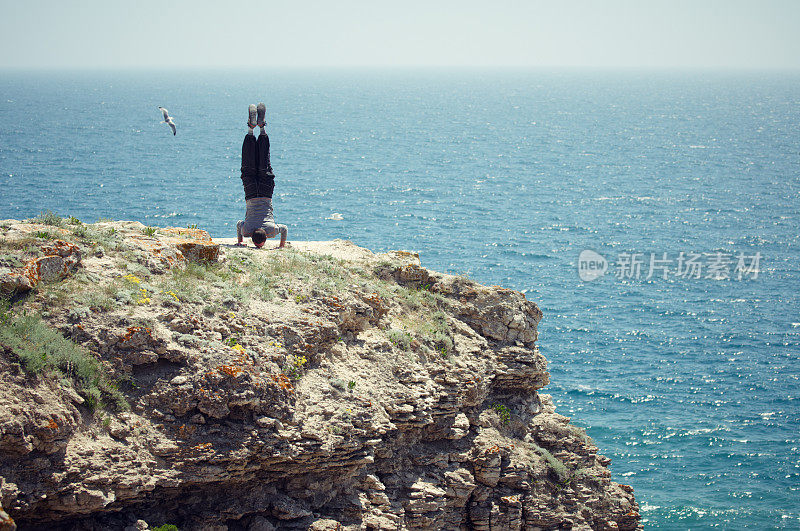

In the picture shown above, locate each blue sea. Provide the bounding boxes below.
[1,69,799,528]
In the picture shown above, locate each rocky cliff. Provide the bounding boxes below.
[0,217,640,530]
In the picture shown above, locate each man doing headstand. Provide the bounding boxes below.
[236,102,288,249]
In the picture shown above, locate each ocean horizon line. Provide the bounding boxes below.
[3,65,800,75]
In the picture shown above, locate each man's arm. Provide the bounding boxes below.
[236,221,244,245]
[278,225,287,249]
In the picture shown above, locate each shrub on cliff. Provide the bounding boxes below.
[531,442,569,481]
[28,210,64,227]
[0,303,127,411]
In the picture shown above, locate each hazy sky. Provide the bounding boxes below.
[1,0,798,69]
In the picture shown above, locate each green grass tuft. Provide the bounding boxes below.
[71,225,88,238]
[80,225,122,252]
[34,230,55,240]
[0,304,127,411]
[387,328,413,350]
[30,210,64,227]
[493,403,511,424]
[531,442,569,481]
[418,310,453,356]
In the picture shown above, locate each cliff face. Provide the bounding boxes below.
[0,218,640,530]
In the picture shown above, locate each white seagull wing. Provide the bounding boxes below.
[159,106,170,121]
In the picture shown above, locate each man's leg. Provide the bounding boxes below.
[241,133,258,200]
[256,133,275,199]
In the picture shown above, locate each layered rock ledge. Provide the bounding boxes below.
[0,218,640,530]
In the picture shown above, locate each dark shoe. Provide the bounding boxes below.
[256,102,266,128]
[248,104,257,128]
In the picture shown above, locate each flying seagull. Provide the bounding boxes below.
[158,106,176,136]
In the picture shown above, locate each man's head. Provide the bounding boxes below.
[252,228,267,248]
